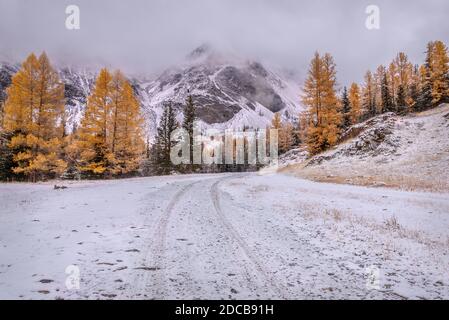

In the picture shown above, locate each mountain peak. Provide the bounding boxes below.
[185,43,242,67]
[187,43,213,60]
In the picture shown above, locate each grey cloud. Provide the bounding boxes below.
[0,0,448,84]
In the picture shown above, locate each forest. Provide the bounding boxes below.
[0,40,448,181]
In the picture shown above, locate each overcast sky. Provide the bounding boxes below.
[0,0,448,84]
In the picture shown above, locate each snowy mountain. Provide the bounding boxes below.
[138,44,302,135]
[0,63,18,104]
[0,45,302,138]
[58,67,96,131]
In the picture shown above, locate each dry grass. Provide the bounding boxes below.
[323,208,343,222]
[281,164,449,193]
[384,216,400,231]
[296,201,448,251]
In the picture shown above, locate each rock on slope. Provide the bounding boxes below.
[281,104,449,192]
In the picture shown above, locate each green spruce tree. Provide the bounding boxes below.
[341,87,352,130]
[381,73,394,113]
[182,94,196,167]
[396,84,407,114]
[415,48,434,112]
[0,131,15,181]
[155,102,177,174]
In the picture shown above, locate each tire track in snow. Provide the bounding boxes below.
[210,176,289,299]
[134,180,200,298]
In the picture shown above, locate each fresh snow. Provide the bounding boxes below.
[282,104,449,192]
[0,173,448,299]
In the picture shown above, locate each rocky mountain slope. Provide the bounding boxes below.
[280,104,449,192]
[0,45,302,138]
[138,45,301,134]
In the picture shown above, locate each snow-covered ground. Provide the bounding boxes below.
[1,172,448,299]
[282,104,449,192]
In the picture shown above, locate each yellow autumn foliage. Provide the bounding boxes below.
[75,68,144,177]
[301,52,341,155]
[3,52,66,181]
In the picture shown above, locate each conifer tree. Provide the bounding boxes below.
[62,129,81,180]
[381,73,394,113]
[348,83,361,124]
[396,84,407,113]
[341,86,351,130]
[395,53,413,91]
[3,52,66,181]
[429,41,449,105]
[0,131,15,181]
[292,119,302,146]
[407,64,420,108]
[395,53,408,84]
[76,68,113,177]
[388,62,399,108]
[415,43,435,111]
[182,94,196,165]
[155,102,177,174]
[393,52,414,112]
[279,121,294,154]
[362,70,376,119]
[374,65,386,113]
[301,52,341,155]
[76,69,144,177]
[414,41,449,110]
[112,73,145,175]
[415,64,433,112]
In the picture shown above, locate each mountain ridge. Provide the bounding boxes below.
[0,46,303,139]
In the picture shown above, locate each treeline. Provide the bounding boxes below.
[144,96,263,175]
[0,52,258,181]
[0,53,145,181]
[271,40,449,156]
[1,40,448,180]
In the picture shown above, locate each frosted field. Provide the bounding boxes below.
[0,173,448,299]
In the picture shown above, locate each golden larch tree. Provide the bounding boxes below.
[362,70,376,118]
[76,68,144,177]
[4,52,66,181]
[387,62,399,106]
[348,83,361,124]
[76,68,114,176]
[373,65,386,113]
[301,52,341,155]
[429,40,449,105]
[111,73,145,175]
[394,52,413,90]
[279,121,294,154]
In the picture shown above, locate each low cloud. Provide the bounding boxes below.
[0,0,448,84]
